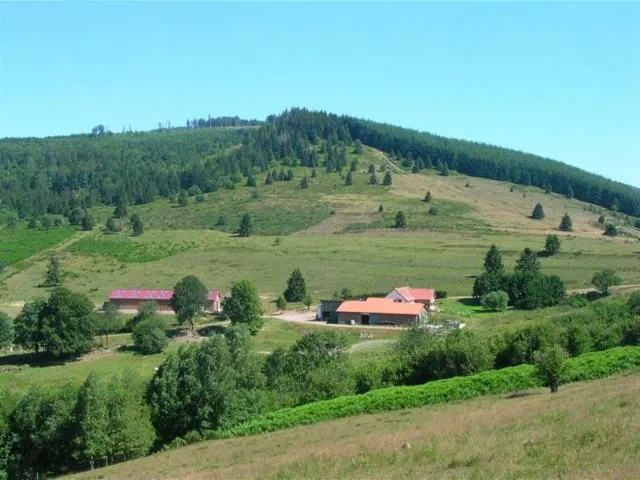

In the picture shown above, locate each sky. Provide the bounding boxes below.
[1,2,638,187]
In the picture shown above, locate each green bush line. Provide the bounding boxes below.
[215,346,640,440]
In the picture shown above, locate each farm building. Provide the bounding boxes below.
[336,297,427,327]
[108,289,222,314]
[386,286,437,311]
[316,300,343,323]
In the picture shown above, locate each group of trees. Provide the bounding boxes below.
[0,371,154,477]
[3,108,637,229]
[2,286,638,476]
[472,244,566,310]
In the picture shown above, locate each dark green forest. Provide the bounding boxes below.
[1,109,638,221]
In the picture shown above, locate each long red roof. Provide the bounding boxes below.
[337,297,425,316]
[109,289,221,301]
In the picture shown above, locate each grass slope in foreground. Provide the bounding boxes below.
[69,367,640,480]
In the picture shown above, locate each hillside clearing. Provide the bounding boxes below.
[68,370,640,480]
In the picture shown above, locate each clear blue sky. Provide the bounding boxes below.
[1,2,638,187]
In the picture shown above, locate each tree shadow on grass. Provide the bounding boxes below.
[197,324,227,337]
[455,297,479,307]
[0,352,66,368]
[505,391,542,400]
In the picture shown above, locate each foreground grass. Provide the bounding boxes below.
[69,367,640,480]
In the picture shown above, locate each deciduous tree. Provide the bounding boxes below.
[169,276,208,331]
[222,280,263,335]
[591,269,622,296]
[534,345,567,393]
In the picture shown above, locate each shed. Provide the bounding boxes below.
[108,289,222,314]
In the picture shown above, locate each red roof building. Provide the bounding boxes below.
[108,289,222,313]
[386,286,437,311]
[336,297,426,326]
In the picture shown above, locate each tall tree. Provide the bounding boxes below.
[237,213,253,237]
[345,171,353,186]
[13,299,46,353]
[515,248,540,275]
[559,213,573,232]
[284,269,307,302]
[483,244,504,274]
[531,203,545,220]
[221,280,263,335]
[40,288,95,357]
[96,302,123,348]
[73,374,111,466]
[169,276,208,331]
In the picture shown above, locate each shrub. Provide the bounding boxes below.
[132,317,168,355]
[195,194,205,203]
[276,295,287,311]
[481,290,509,311]
[603,223,618,236]
[215,347,640,440]
[628,291,640,316]
[544,234,561,255]
[435,290,447,299]
[428,206,439,216]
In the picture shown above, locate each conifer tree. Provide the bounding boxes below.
[394,210,406,228]
[483,244,504,274]
[531,203,545,220]
[238,213,253,237]
[44,256,61,286]
[284,268,306,302]
[345,171,353,185]
[559,213,573,232]
[383,171,392,186]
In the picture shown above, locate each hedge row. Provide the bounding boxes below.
[214,346,640,440]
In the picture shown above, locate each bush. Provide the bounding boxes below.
[215,347,640,440]
[628,291,640,316]
[435,290,447,299]
[481,290,509,311]
[195,194,205,203]
[428,206,439,216]
[132,317,168,355]
[603,223,618,236]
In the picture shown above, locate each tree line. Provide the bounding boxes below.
[2,108,637,225]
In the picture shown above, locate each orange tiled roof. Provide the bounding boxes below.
[337,297,425,316]
[394,287,435,302]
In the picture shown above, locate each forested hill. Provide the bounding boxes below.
[0,108,638,221]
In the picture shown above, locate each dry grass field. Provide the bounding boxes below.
[68,370,640,480]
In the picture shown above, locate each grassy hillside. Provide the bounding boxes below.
[1,146,638,308]
[68,369,640,479]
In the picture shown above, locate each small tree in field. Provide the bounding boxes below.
[369,173,378,185]
[97,301,123,348]
[222,280,263,335]
[378,204,384,213]
[284,268,307,302]
[238,213,253,237]
[393,210,406,228]
[81,214,95,231]
[132,316,168,354]
[44,255,61,286]
[131,214,144,236]
[177,190,188,206]
[627,290,640,316]
[481,291,509,312]
[531,203,545,220]
[300,176,309,189]
[383,171,392,186]
[114,200,128,219]
[345,171,353,186]
[276,295,287,311]
[423,191,432,202]
[534,345,567,393]
[591,269,622,296]
[544,234,561,256]
[169,276,208,331]
[559,213,573,232]
[303,294,312,310]
[603,223,617,236]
